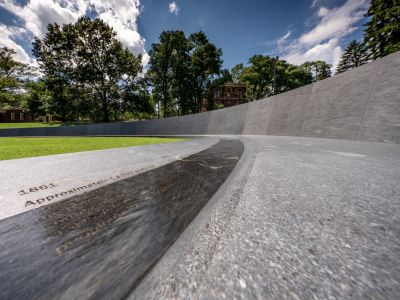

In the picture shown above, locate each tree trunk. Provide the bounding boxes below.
[101,90,109,122]
[162,84,168,118]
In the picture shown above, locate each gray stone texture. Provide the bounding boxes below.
[357,52,400,143]
[130,136,400,300]
[1,52,399,300]
[0,137,218,219]
[1,51,399,143]
[0,139,241,300]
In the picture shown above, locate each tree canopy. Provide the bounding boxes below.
[336,40,368,74]
[148,30,222,117]
[0,47,31,109]
[33,17,151,122]
[364,0,400,60]
[300,61,332,82]
[233,56,313,101]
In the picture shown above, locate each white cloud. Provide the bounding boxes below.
[277,31,291,50]
[311,0,318,8]
[0,0,88,39]
[141,52,150,66]
[169,1,179,15]
[0,0,148,66]
[0,24,31,63]
[90,0,145,55]
[282,0,369,71]
[300,0,367,45]
[317,7,329,17]
[285,38,342,68]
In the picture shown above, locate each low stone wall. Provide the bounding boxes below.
[1,51,399,143]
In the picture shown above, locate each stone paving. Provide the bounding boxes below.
[0,139,242,300]
[132,136,400,299]
[0,137,217,220]
[0,135,399,299]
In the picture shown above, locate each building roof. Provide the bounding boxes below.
[220,81,246,88]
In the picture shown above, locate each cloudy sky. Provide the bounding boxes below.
[0,0,369,71]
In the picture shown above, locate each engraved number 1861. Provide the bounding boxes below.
[18,183,57,196]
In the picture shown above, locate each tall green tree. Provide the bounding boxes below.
[33,17,145,122]
[364,0,400,60]
[238,55,312,101]
[188,32,223,113]
[120,76,154,120]
[75,18,143,121]
[336,40,368,74]
[26,80,51,118]
[231,63,244,80]
[148,31,176,117]
[32,23,78,121]
[0,47,31,109]
[282,63,313,90]
[170,31,192,115]
[148,30,222,117]
[301,60,332,81]
[240,55,274,100]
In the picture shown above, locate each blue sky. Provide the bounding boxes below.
[0,0,369,71]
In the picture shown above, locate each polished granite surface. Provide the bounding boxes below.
[0,137,218,219]
[0,139,243,300]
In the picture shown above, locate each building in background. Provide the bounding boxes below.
[0,108,33,122]
[213,79,247,108]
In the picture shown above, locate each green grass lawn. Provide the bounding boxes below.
[0,122,65,129]
[0,137,186,160]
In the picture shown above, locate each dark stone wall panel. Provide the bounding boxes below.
[1,51,399,143]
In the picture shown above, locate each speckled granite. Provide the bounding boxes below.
[0,137,218,219]
[0,139,243,300]
[131,136,400,300]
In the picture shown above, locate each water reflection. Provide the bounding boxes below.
[0,139,243,300]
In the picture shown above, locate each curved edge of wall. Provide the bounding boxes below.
[1,51,399,143]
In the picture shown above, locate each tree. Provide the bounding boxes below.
[33,17,146,122]
[148,30,222,117]
[188,31,223,113]
[0,47,31,109]
[301,61,332,81]
[75,18,143,121]
[336,40,368,74]
[32,23,78,121]
[148,31,177,118]
[239,55,274,100]
[120,77,154,120]
[282,63,313,90]
[364,0,400,60]
[237,55,312,101]
[26,81,51,118]
[170,31,192,115]
[231,63,244,80]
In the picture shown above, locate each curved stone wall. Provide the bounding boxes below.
[1,51,399,143]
